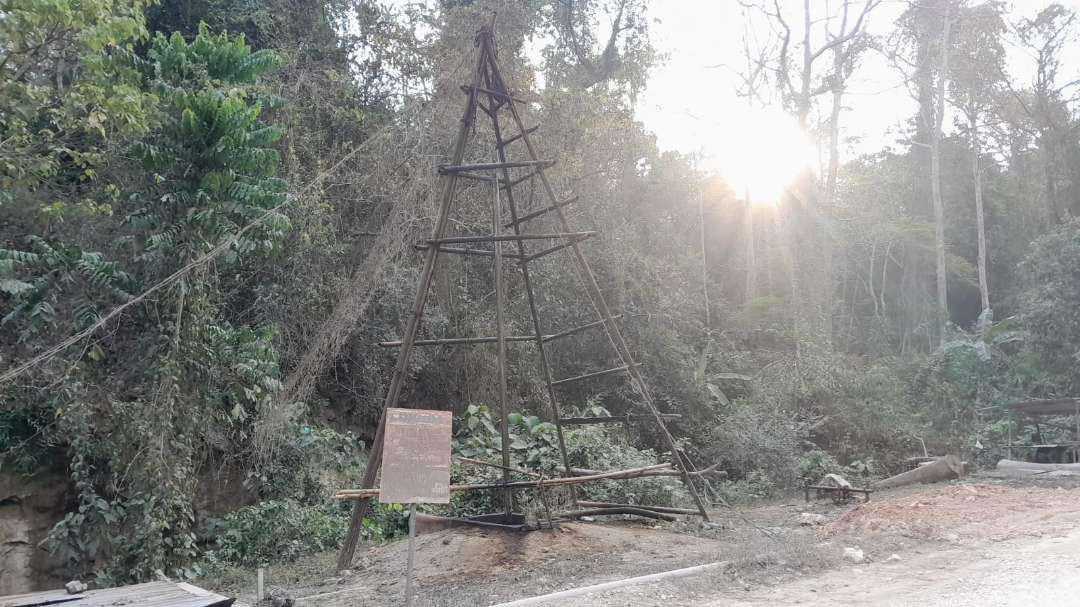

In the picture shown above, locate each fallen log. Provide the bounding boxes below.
[333,463,674,500]
[993,459,1080,477]
[874,454,963,490]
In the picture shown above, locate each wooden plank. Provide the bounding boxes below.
[1,582,233,607]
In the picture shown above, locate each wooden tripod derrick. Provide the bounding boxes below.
[335,24,709,570]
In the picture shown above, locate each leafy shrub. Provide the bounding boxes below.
[797,450,842,483]
[450,403,688,511]
[203,499,402,567]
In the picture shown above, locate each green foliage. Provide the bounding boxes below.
[204,500,345,566]
[1020,218,1080,392]
[451,403,687,509]
[797,450,842,483]
[0,236,134,339]
[128,25,287,266]
[0,0,154,213]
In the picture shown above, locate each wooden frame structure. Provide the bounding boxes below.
[336,22,708,570]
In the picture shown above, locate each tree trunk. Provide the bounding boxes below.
[971,114,990,314]
[930,14,952,347]
[744,190,756,303]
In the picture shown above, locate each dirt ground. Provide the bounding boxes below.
[206,472,1080,606]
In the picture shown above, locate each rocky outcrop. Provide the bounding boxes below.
[0,471,68,594]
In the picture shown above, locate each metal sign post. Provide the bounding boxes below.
[379,408,453,606]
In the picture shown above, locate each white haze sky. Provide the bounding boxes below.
[388,0,1080,198]
[636,0,1080,197]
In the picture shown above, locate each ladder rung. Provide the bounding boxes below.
[439,160,554,174]
[559,414,681,425]
[413,243,523,259]
[447,172,498,184]
[499,126,539,148]
[505,197,579,228]
[500,169,542,191]
[520,233,595,263]
[426,232,595,245]
[551,364,641,387]
[378,335,545,347]
[541,315,622,343]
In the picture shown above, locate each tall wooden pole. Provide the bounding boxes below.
[336,35,489,571]
[491,145,513,517]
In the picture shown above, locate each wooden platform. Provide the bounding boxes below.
[0,581,234,607]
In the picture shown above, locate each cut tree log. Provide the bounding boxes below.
[874,454,963,490]
[993,459,1080,477]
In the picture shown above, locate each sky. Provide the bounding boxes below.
[635,0,1080,196]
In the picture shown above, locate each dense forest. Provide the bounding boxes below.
[3,0,1080,587]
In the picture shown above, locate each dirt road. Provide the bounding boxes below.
[715,525,1080,606]
[558,524,1080,607]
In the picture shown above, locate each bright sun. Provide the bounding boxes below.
[710,107,818,204]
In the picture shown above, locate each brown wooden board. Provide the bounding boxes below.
[0,581,233,607]
[379,408,452,504]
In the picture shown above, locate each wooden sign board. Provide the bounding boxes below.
[379,408,453,504]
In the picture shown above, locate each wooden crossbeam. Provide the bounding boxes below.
[541,315,622,342]
[559,414,681,425]
[412,243,523,259]
[426,232,594,245]
[520,233,595,263]
[378,316,620,348]
[439,160,555,174]
[378,335,544,347]
[505,196,580,228]
[500,168,543,190]
[551,364,641,387]
[461,84,533,105]
[498,125,539,148]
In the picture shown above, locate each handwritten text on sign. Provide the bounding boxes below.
[379,408,452,504]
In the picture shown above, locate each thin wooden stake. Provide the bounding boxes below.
[405,503,417,607]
